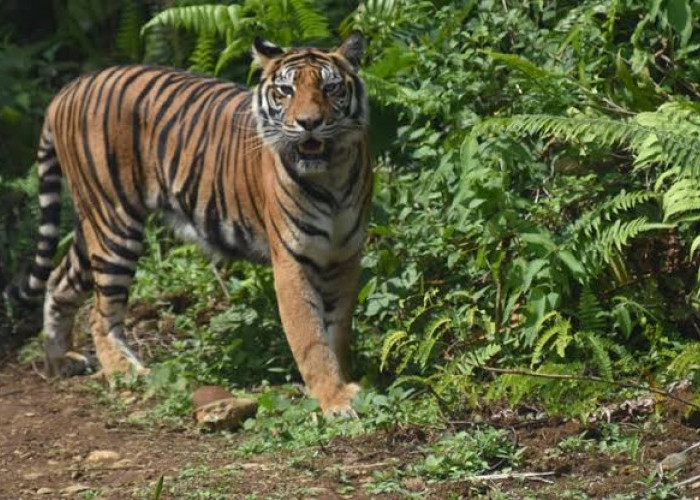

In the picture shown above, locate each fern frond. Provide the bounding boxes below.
[484,51,564,81]
[531,317,572,366]
[115,0,143,62]
[416,316,451,368]
[587,218,672,264]
[142,4,232,38]
[289,0,330,40]
[143,21,174,65]
[662,177,700,222]
[582,332,613,381]
[396,344,417,374]
[472,107,700,176]
[578,288,605,333]
[464,343,502,368]
[189,32,217,74]
[381,330,409,372]
[568,189,657,242]
[359,72,416,106]
[215,39,248,75]
[667,342,700,378]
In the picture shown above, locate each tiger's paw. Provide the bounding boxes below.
[45,351,98,378]
[320,382,361,419]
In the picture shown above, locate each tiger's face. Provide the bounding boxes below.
[252,33,367,175]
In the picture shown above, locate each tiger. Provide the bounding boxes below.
[7,32,371,417]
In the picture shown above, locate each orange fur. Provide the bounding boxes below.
[17,35,371,415]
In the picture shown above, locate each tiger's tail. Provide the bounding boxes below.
[5,125,63,309]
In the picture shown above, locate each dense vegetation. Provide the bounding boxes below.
[2,0,700,494]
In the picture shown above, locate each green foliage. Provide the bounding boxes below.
[410,429,522,481]
[142,0,331,76]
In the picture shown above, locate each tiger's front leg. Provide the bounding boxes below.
[270,251,360,416]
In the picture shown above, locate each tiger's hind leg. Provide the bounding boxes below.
[44,229,95,377]
[82,221,148,378]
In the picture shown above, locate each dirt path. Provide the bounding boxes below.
[2,358,700,499]
[0,361,404,499]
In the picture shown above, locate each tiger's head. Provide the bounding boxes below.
[252,32,367,175]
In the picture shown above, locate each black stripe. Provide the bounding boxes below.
[270,219,321,273]
[279,200,329,240]
[116,67,158,120]
[92,256,135,276]
[96,284,129,297]
[41,163,62,177]
[40,179,62,193]
[341,187,371,246]
[280,155,335,211]
[40,206,61,225]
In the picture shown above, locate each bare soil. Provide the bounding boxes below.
[1,309,700,499]
[2,361,700,499]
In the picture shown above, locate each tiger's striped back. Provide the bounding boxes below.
[48,66,269,265]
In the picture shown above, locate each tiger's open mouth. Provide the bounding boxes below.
[297,138,326,158]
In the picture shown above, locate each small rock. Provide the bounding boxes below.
[302,486,333,496]
[192,385,234,408]
[192,385,257,432]
[24,412,36,417]
[658,452,687,472]
[110,458,134,469]
[36,487,54,495]
[128,410,148,421]
[85,450,120,463]
[401,477,426,492]
[62,484,91,494]
[22,472,43,480]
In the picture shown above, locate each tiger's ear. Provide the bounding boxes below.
[252,37,284,71]
[335,31,365,69]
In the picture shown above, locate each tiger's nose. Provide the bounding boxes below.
[296,116,323,130]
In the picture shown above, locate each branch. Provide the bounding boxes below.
[465,471,555,483]
[475,365,700,411]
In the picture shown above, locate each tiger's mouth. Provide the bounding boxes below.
[297,138,326,159]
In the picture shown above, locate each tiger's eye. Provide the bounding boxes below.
[276,85,294,97]
[323,82,345,96]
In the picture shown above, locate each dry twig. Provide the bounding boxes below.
[466,471,555,483]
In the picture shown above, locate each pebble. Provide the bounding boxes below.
[110,458,134,469]
[62,484,91,494]
[36,487,54,495]
[85,450,121,463]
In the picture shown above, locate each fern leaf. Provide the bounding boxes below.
[484,51,564,81]
[142,5,231,38]
[416,316,451,368]
[662,177,700,222]
[578,288,605,333]
[532,318,571,366]
[465,343,502,368]
[582,332,613,381]
[472,109,700,177]
[396,344,417,375]
[381,330,409,372]
[290,0,330,40]
[189,32,217,75]
[215,39,248,75]
[115,0,143,62]
[667,342,700,377]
